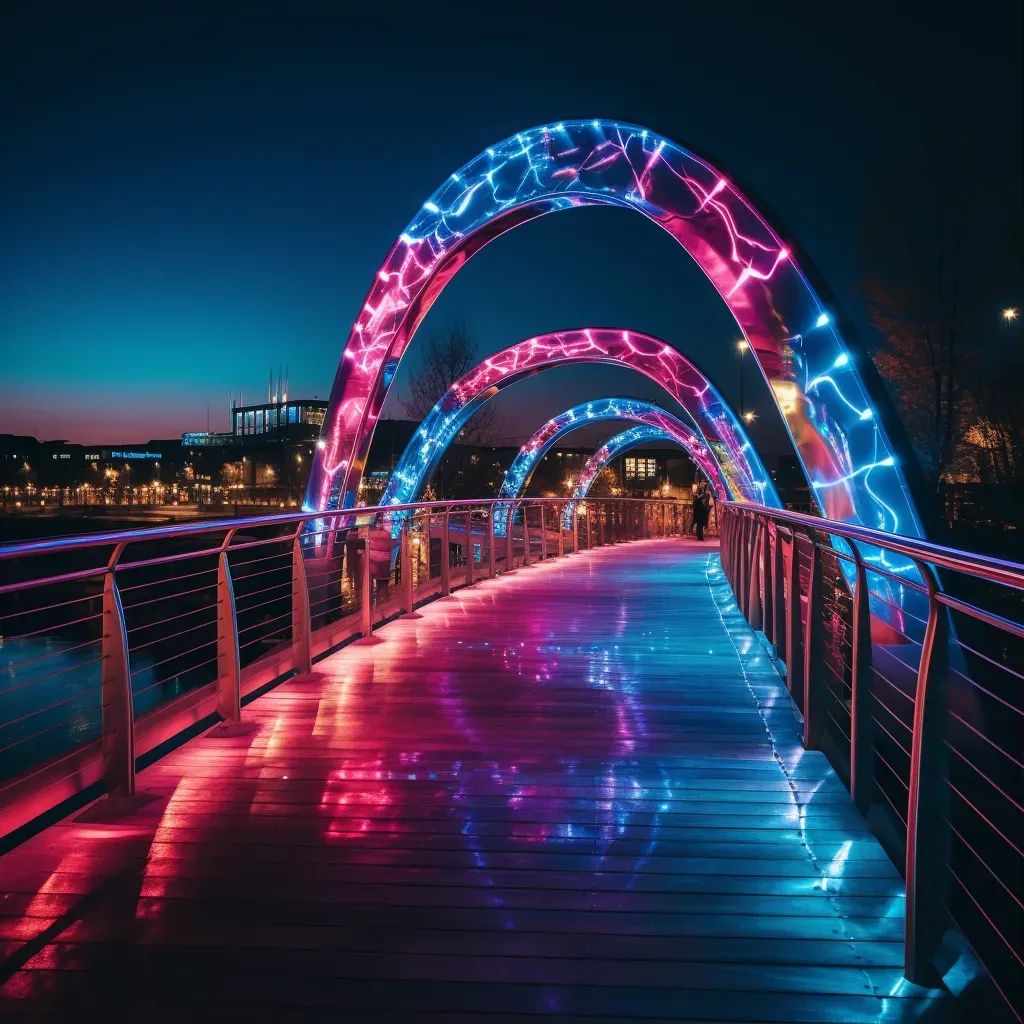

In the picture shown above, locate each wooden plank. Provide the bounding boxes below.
[0,540,950,1020]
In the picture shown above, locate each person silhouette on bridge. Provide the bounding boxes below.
[693,480,712,541]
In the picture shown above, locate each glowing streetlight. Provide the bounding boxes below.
[736,340,749,418]
[1003,308,1018,323]
[743,411,756,424]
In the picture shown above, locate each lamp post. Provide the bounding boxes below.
[737,339,749,418]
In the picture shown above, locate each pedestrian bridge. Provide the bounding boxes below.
[0,499,1020,1020]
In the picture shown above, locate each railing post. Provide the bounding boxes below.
[522,504,531,567]
[761,521,775,641]
[572,505,579,554]
[488,503,497,579]
[557,505,565,558]
[291,531,312,674]
[401,521,415,614]
[465,510,475,587]
[771,523,785,656]
[905,559,951,986]
[360,526,373,636]
[440,512,451,595]
[598,505,606,546]
[747,516,764,631]
[540,504,548,560]
[102,544,135,796]
[737,514,750,618]
[215,531,242,723]
[802,535,826,749]
[585,506,592,549]
[505,504,513,571]
[784,529,803,700]
[849,542,875,815]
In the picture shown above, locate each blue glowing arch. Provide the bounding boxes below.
[308,120,925,546]
[379,329,778,513]
[562,425,697,529]
[493,399,729,536]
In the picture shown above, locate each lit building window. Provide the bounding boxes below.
[624,457,657,479]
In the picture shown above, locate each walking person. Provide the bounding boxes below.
[692,480,712,541]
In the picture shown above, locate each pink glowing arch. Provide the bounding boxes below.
[378,329,777,510]
[307,120,923,542]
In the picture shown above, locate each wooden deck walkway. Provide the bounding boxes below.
[0,539,952,1021]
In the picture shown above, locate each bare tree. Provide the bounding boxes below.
[400,324,503,445]
[861,145,974,488]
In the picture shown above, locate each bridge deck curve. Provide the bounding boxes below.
[0,540,948,1021]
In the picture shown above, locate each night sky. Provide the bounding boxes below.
[2,2,1020,459]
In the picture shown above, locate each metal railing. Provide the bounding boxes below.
[0,496,698,843]
[718,502,1023,1017]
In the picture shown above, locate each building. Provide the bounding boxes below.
[230,399,327,441]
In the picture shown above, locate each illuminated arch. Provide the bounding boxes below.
[379,329,778,512]
[563,425,700,528]
[494,399,728,536]
[308,119,923,542]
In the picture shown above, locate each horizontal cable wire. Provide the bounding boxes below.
[116,564,218,594]
[946,821,1024,912]
[122,582,218,612]
[876,779,909,829]
[126,603,211,635]
[947,779,1024,858]
[130,640,219,677]
[870,665,917,707]
[131,656,219,698]
[949,709,1024,771]
[873,745,911,790]
[237,611,292,638]
[951,639,1024,688]
[0,710,100,756]
[0,637,98,677]
[870,712,913,760]
[4,613,104,643]
[233,579,293,606]
[0,592,100,621]
[945,873,1024,970]
[0,681,105,730]
[945,741,1024,816]
[0,655,104,699]
[129,617,217,655]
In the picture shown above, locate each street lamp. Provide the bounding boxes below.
[736,340,749,418]
[1003,308,1018,324]
[743,411,756,424]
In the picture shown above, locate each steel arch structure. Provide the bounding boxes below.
[307,119,924,543]
[563,425,696,528]
[378,329,777,512]
[500,398,728,501]
[494,399,728,536]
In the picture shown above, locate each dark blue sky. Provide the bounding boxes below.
[2,1,1020,453]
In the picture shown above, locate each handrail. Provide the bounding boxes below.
[0,495,695,847]
[726,501,1024,592]
[0,496,682,562]
[716,501,1023,1014]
